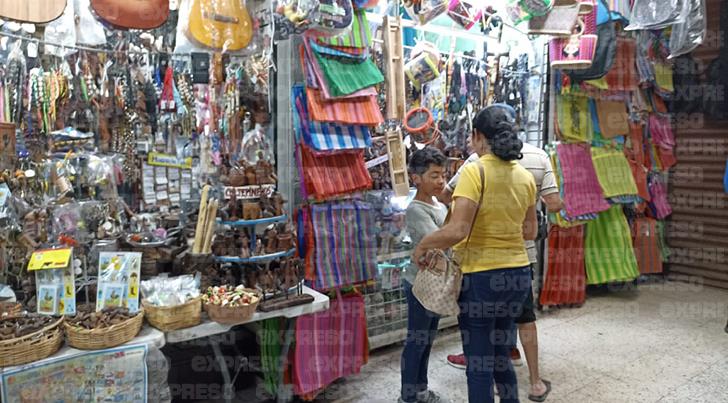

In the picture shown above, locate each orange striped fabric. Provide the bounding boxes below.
[299,144,372,200]
[306,87,384,126]
[632,217,663,274]
[604,38,638,91]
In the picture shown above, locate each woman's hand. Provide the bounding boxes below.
[412,244,428,270]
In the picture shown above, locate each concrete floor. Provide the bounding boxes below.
[312,281,728,403]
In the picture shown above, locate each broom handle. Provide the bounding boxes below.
[193,185,210,254]
[202,199,219,254]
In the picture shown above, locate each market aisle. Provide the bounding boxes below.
[313,282,728,402]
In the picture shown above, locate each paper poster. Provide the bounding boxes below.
[0,344,148,403]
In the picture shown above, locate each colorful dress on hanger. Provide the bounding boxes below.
[584,205,640,285]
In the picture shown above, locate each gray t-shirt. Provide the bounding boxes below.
[403,199,448,284]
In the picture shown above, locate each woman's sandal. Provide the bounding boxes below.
[528,379,552,402]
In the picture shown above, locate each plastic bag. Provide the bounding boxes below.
[669,0,706,59]
[141,273,201,306]
[404,0,447,25]
[74,0,107,46]
[275,0,318,39]
[43,1,76,58]
[626,0,684,31]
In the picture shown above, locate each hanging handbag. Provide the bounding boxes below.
[549,17,598,70]
[528,0,580,36]
[412,162,485,316]
[566,1,617,82]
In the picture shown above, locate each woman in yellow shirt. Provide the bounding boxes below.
[414,105,537,403]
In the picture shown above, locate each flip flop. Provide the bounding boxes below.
[528,379,552,402]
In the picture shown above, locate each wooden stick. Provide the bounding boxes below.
[192,185,210,254]
[202,198,219,254]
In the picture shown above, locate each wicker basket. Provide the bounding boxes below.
[0,316,64,367]
[142,297,202,331]
[203,289,261,324]
[64,310,144,350]
[0,302,23,319]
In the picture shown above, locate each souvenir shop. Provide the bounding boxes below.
[0,0,700,401]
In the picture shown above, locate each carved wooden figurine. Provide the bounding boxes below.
[264,228,278,254]
[242,202,262,220]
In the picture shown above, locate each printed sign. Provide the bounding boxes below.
[223,185,276,200]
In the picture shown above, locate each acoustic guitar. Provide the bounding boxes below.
[0,0,66,23]
[187,0,253,51]
[91,0,170,30]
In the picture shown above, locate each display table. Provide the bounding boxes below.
[165,286,330,403]
[0,327,165,402]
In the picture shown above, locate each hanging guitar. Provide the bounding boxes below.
[91,0,170,29]
[0,0,66,23]
[187,0,253,51]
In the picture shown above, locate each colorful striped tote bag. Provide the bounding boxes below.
[540,225,587,307]
[306,87,384,126]
[628,158,651,202]
[293,86,372,152]
[313,51,384,97]
[310,201,378,290]
[591,146,639,199]
[632,216,663,274]
[601,37,638,91]
[301,42,377,100]
[556,93,593,143]
[648,114,675,150]
[584,205,640,285]
[557,143,610,217]
[315,10,372,49]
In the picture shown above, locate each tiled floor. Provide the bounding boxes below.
[313,282,728,402]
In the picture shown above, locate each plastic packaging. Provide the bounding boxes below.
[447,0,484,30]
[404,41,441,89]
[306,0,355,36]
[74,0,107,46]
[669,0,706,59]
[43,1,77,58]
[507,0,554,25]
[141,273,201,306]
[626,0,684,31]
[404,0,448,25]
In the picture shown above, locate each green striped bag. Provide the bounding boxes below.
[591,146,639,198]
[316,10,372,49]
[314,51,384,97]
[585,205,640,285]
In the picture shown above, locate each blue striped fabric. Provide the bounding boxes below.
[292,86,372,151]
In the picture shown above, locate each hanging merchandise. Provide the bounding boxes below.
[539,225,586,306]
[578,0,596,14]
[556,93,593,143]
[604,0,631,22]
[565,1,617,82]
[556,143,610,219]
[647,174,672,219]
[177,0,254,52]
[724,159,728,194]
[527,0,579,36]
[446,0,484,30]
[43,1,77,58]
[595,36,638,92]
[595,100,629,138]
[305,86,384,125]
[585,205,640,285]
[298,145,373,200]
[508,0,555,25]
[669,0,706,59]
[648,114,676,151]
[628,158,651,203]
[316,9,371,49]
[306,0,355,36]
[549,14,598,70]
[632,216,663,274]
[404,107,440,145]
[626,0,684,31]
[404,41,441,90]
[310,50,384,97]
[404,0,448,25]
[591,146,639,202]
[74,0,107,45]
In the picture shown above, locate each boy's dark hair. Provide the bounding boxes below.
[409,147,447,176]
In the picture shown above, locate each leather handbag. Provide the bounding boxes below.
[412,162,485,316]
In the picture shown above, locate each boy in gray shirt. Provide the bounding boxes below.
[400,148,449,403]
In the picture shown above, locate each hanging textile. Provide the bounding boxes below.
[625,122,646,168]
[313,51,384,97]
[656,220,671,261]
[306,87,384,125]
[556,93,593,142]
[600,37,638,91]
[557,143,610,218]
[591,146,639,199]
[308,201,378,290]
[648,114,675,150]
[301,42,377,100]
[539,225,587,306]
[595,100,629,138]
[315,10,372,49]
[260,318,283,395]
[292,292,369,397]
[293,86,372,151]
[628,158,651,202]
[584,205,640,285]
[298,145,372,200]
[656,146,677,170]
[648,174,672,219]
[632,217,663,274]
[549,149,593,227]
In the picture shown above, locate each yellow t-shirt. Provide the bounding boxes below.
[452,155,537,273]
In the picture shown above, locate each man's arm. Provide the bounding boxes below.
[541,192,563,213]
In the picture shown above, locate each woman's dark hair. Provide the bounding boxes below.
[472,104,523,161]
[409,147,447,176]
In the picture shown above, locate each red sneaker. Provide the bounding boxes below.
[446,353,466,369]
[510,348,524,367]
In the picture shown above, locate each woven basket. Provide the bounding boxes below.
[203,289,261,324]
[0,302,23,319]
[142,296,202,331]
[0,316,64,367]
[64,310,144,350]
